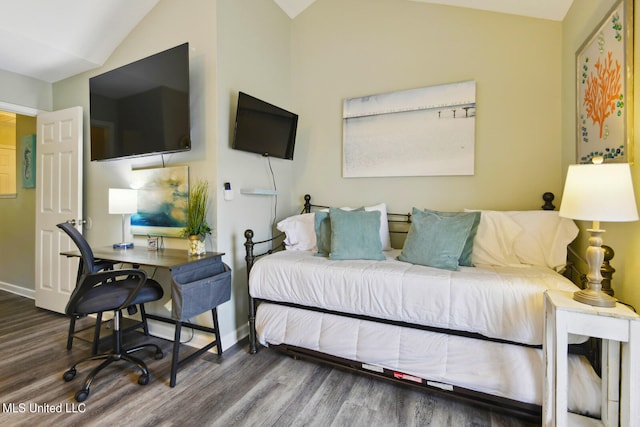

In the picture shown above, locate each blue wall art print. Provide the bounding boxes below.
[130,165,188,237]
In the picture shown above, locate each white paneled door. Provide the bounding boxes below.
[35,107,83,313]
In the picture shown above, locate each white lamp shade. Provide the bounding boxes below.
[559,163,639,222]
[108,188,138,214]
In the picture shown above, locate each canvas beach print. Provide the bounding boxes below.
[130,166,188,237]
[343,80,476,177]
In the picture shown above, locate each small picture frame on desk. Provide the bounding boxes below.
[147,237,159,251]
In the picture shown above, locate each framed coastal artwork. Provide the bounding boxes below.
[21,134,36,188]
[130,165,189,237]
[576,0,633,164]
[342,80,476,177]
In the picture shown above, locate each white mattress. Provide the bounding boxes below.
[256,303,601,416]
[249,250,581,346]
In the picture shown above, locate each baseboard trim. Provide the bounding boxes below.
[0,282,35,299]
[146,318,249,353]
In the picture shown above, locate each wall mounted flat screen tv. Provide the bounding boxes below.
[232,92,298,160]
[89,43,191,161]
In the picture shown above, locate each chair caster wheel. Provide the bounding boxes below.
[138,374,149,385]
[154,351,163,360]
[63,369,76,382]
[75,389,89,402]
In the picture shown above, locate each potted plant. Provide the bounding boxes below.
[182,179,211,255]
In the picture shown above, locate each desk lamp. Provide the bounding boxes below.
[109,188,138,249]
[559,159,638,307]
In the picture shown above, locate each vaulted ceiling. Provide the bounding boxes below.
[0,0,573,84]
[0,0,159,83]
[275,0,574,20]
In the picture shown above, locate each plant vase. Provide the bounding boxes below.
[188,235,206,256]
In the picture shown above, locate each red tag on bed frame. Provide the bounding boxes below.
[393,372,422,383]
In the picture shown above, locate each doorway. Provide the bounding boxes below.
[0,109,37,297]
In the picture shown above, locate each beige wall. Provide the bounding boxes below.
[562,0,640,310]
[51,0,292,346]
[52,0,221,338]
[216,0,294,333]
[290,0,563,213]
[53,0,217,250]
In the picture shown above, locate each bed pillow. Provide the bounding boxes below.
[329,207,385,260]
[398,209,476,270]
[418,209,480,266]
[314,211,332,257]
[315,207,366,257]
[339,203,392,251]
[465,210,523,267]
[507,210,578,270]
[276,213,316,251]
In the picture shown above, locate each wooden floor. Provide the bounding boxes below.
[0,290,536,427]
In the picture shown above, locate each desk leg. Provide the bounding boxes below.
[67,316,76,350]
[139,304,150,336]
[170,322,182,388]
[212,308,222,355]
[621,320,639,427]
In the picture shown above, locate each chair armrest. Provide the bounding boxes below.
[79,269,148,310]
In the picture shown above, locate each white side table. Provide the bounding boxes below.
[543,289,639,426]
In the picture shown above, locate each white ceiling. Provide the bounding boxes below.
[0,0,159,83]
[0,0,573,84]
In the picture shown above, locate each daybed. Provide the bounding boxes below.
[244,193,601,422]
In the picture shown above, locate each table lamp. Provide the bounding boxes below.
[109,188,138,249]
[559,159,639,307]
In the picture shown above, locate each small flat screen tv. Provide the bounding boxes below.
[232,92,298,160]
[89,43,191,161]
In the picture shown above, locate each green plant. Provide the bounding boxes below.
[182,179,211,240]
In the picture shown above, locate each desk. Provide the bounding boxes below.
[543,290,639,427]
[62,246,231,387]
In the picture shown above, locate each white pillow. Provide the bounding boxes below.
[338,203,392,251]
[507,210,578,270]
[465,209,523,267]
[276,213,316,251]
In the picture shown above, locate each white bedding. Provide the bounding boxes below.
[255,303,601,416]
[249,250,582,346]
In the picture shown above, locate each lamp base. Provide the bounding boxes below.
[573,288,616,308]
[113,242,134,249]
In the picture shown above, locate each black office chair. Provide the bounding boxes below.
[66,256,153,356]
[66,257,115,354]
[57,222,164,402]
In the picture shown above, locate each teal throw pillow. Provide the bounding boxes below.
[314,211,332,257]
[418,209,480,266]
[398,209,477,270]
[329,207,385,261]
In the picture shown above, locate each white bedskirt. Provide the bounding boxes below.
[255,303,601,417]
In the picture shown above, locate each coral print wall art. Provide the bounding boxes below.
[576,0,633,164]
